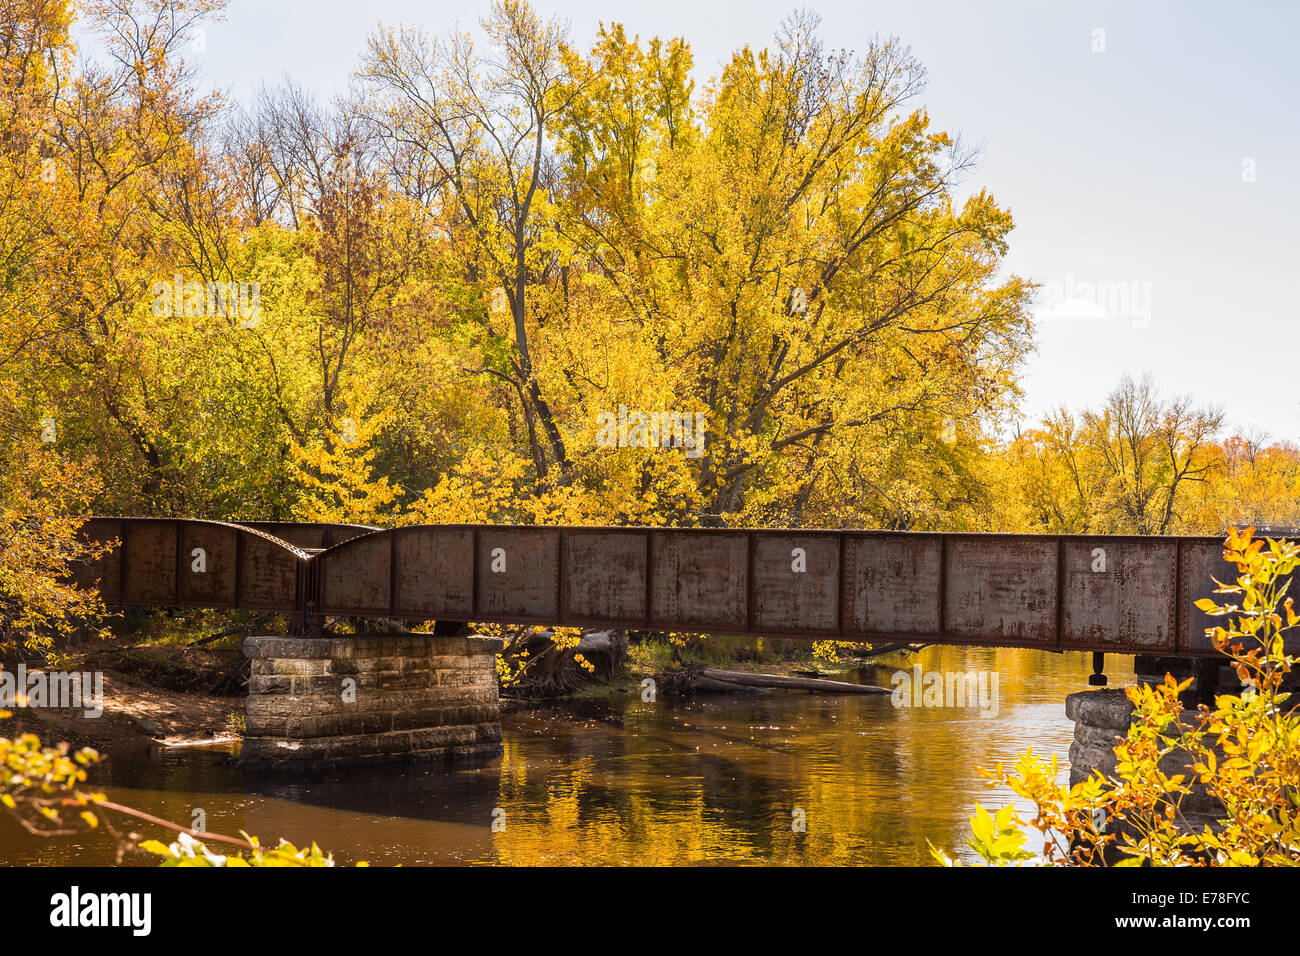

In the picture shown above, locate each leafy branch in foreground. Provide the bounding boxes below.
[934,527,1300,866]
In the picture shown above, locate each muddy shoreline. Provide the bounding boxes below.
[1,645,246,754]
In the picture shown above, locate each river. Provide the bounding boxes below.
[1,646,1122,866]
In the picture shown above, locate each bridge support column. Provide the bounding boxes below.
[1065,689,1224,831]
[1088,652,1107,687]
[238,633,503,770]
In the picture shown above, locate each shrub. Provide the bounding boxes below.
[935,528,1300,866]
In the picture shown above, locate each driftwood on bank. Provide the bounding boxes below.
[661,663,891,697]
[855,642,929,658]
[576,629,622,661]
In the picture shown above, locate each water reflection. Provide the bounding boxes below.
[0,647,1125,866]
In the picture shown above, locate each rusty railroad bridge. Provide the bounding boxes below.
[76,518,1286,658]
[74,518,1297,767]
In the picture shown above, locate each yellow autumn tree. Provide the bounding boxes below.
[0,386,108,657]
[287,411,402,525]
[996,375,1226,534]
[358,4,1034,532]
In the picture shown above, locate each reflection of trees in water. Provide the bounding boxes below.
[491,647,1099,865]
[492,694,935,864]
[5,648,1099,865]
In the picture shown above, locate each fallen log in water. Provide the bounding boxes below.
[697,666,891,695]
[692,675,767,694]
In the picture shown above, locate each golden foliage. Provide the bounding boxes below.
[939,528,1300,866]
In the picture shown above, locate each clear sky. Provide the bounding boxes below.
[84,0,1300,441]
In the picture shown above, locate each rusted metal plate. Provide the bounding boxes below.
[476,528,560,620]
[1061,539,1177,650]
[749,533,840,633]
[843,534,941,638]
[318,531,390,615]
[179,522,239,606]
[649,531,747,630]
[1177,539,1263,655]
[563,529,647,626]
[944,536,1057,646]
[121,521,178,605]
[393,527,474,618]
[236,529,303,611]
[1176,537,1300,656]
[75,519,302,611]
[73,518,122,602]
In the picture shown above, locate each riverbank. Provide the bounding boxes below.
[1,645,245,753]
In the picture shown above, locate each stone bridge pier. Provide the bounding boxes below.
[239,633,503,770]
[1064,660,1299,833]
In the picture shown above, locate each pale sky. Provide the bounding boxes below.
[82,0,1300,441]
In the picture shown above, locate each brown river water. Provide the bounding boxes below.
[1,646,1122,866]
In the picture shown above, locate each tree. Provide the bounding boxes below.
[2,0,226,513]
[287,410,401,525]
[1084,374,1224,534]
[0,387,107,658]
[1187,432,1300,533]
[546,12,1033,527]
[359,0,576,481]
[1000,375,1226,534]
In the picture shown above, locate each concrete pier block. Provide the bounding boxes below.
[239,633,503,770]
[1065,688,1225,828]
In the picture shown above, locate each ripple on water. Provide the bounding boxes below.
[0,648,1115,866]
